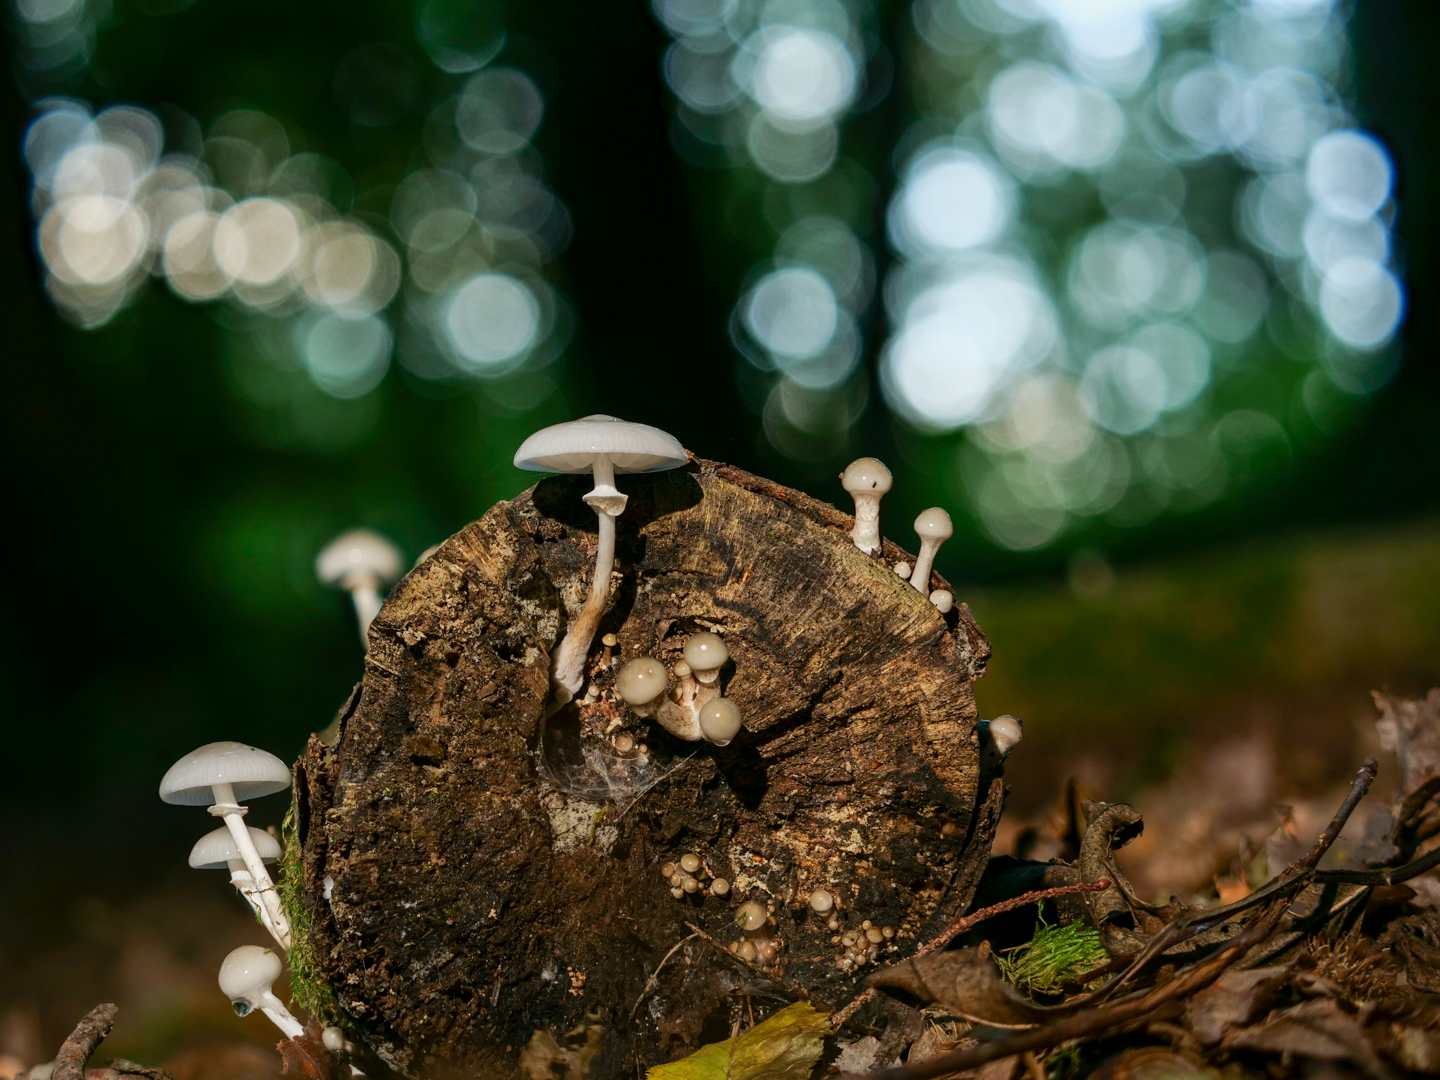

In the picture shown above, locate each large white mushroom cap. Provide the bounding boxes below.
[160,741,291,805]
[316,529,404,587]
[189,825,282,869]
[513,414,687,474]
[914,507,954,540]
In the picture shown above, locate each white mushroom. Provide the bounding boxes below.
[219,945,304,1039]
[616,656,700,740]
[909,508,953,594]
[929,589,954,613]
[316,529,404,648]
[189,824,281,923]
[698,698,743,747]
[682,633,728,689]
[514,416,688,704]
[161,742,292,948]
[840,458,892,555]
[322,1026,355,1053]
[980,715,1023,769]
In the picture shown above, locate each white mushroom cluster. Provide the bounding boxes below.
[835,919,896,973]
[659,852,729,900]
[839,457,959,613]
[160,741,293,949]
[614,632,742,746]
[728,899,781,965]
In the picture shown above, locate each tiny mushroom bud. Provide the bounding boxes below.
[840,458,893,555]
[514,416,688,704]
[661,862,676,879]
[321,1026,354,1053]
[698,698,743,747]
[617,657,702,740]
[219,945,304,1039]
[909,508,953,594]
[866,927,885,944]
[756,939,779,963]
[710,878,731,896]
[672,887,685,899]
[680,853,702,874]
[601,633,618,667]
[189,825,281,921]
[808,889,834,914]
[929,589,954,614]
[161,742,292,948]
[894,561,911,579]
[736,939,759,962]
[735,901,768,932]
[614,733,635,754]
[682,633,729,686]
[316,529,404,648]
[682,877,700,894]
[983,715,1024,765]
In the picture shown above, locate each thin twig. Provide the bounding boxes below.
[52,1004,118,1080]
[1092,758,1378,1004]
[686,922,814,1002]
[631,933,699,1018]
[831,881,1110,1029]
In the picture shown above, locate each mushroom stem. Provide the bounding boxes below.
[911,538,942,593]
[257,996,306,1040]
[550,456,628,704]
[211,783,291,948]
[227,864,265,918]
[637,697,703,741]
[343,572,383,644]
[851,495,882,554]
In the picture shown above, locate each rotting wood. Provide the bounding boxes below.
[290,459,998,1079]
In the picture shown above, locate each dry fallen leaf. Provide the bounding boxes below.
[869,948,1047,1029]
[645,1002,831,1080]
[1183,964,1292,1047]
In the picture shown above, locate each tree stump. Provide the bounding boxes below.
[291,459,1001,1079]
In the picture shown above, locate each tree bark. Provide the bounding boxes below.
[292,459,999,1079]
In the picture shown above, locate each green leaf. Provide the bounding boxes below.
[646,1002,833,1080]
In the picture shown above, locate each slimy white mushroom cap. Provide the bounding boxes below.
[316,529,404,589]
[160,741,291,806]
[698,698,743,747]
[840,457,892,555]
[929,589,954,614]
[909,507,953,594]
[188,825,281,869]
[988,714,1023,756]
[682,632,729,685]
[616,657,668,708]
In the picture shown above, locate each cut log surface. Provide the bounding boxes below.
[293,460,1000,1079]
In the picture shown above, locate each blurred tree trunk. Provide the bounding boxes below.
[291,460,1000,1080]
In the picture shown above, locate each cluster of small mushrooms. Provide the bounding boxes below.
[660,852,731,900]
[840,456,956,612]
[159,741,356,1063]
